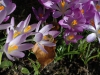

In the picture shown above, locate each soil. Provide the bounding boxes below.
[0,54,100,75]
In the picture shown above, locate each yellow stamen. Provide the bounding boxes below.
[71,20,78,26]
[61,0,65,8]
[39,13,43,18]
[98,29,100,34]
[0,5,4,10]
[8,45,18,53]
[67,35,74,40]
[13,31,21,38]
[96,4,100,11]
[43,34,54,42]
[24,26,31,33]
[80,9,84,14]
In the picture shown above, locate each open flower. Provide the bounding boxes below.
[59,9,86,32]
[32,7,50,21]
[86,12,100,43]
[4,30,33,61]
[52,0,71,18]
[33,21,59,53]
[64,29,83,44]
[7,14,37,38]
[0,0,16,22]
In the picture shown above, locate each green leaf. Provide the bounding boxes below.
[0,60,13,68]
[0,52,3,65]
[21,67,30,74]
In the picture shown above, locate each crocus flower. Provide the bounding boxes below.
[33,21,59,53]
[64,29,83,44]
[86,12,100,43]
[52,0,71,18]
[0,0,16,22]
[59,9,86,32]
[32,7,50,21]
[7,14,37,38]
[4,30,33,61]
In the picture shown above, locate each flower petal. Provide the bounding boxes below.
[9,34,27,45]
[53,11,62,18]
[10,51,25,58]
[36,20,42,32]
[23,14,31,27]
[5,52,15,61]
[17,43,33,51]
[39,40,56,47]
[11,17,14,27]
[49,31,60,38]
[34,33,43,42]
[0,10,7,24]
[38,43,48,53]
[94,12,100,29]
[0,23,11,30]
[6,3,16,15]
[39,24,53,34]
[6,30,13,43]
[86,33,96,42]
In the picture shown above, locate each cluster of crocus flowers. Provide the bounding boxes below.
[1,0,100,62]
[1,12,60,61]
[32,0,100,45]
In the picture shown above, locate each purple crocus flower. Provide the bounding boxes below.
[33,21,60,53]
[52,0,72,18]
[86,12,100,43]
[64,29,83,44]
[32,7,50,21]
[7,14,37,38]
[4,30,33,61]
[59,9,86,32]
[0,0,16,22]
[79,1,96,21]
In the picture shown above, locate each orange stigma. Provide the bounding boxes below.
[71,20,78,26]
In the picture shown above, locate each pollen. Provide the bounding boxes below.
[96,4,100,11]
[71,20,78,26]
[97,29,100,34]
[13,31,21,38]
[0,5,4,10]
[8,45,18,53]
[80,9,84,14]
[24,26,31,33]
[67,35,74,40]
[61,0,65,8]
